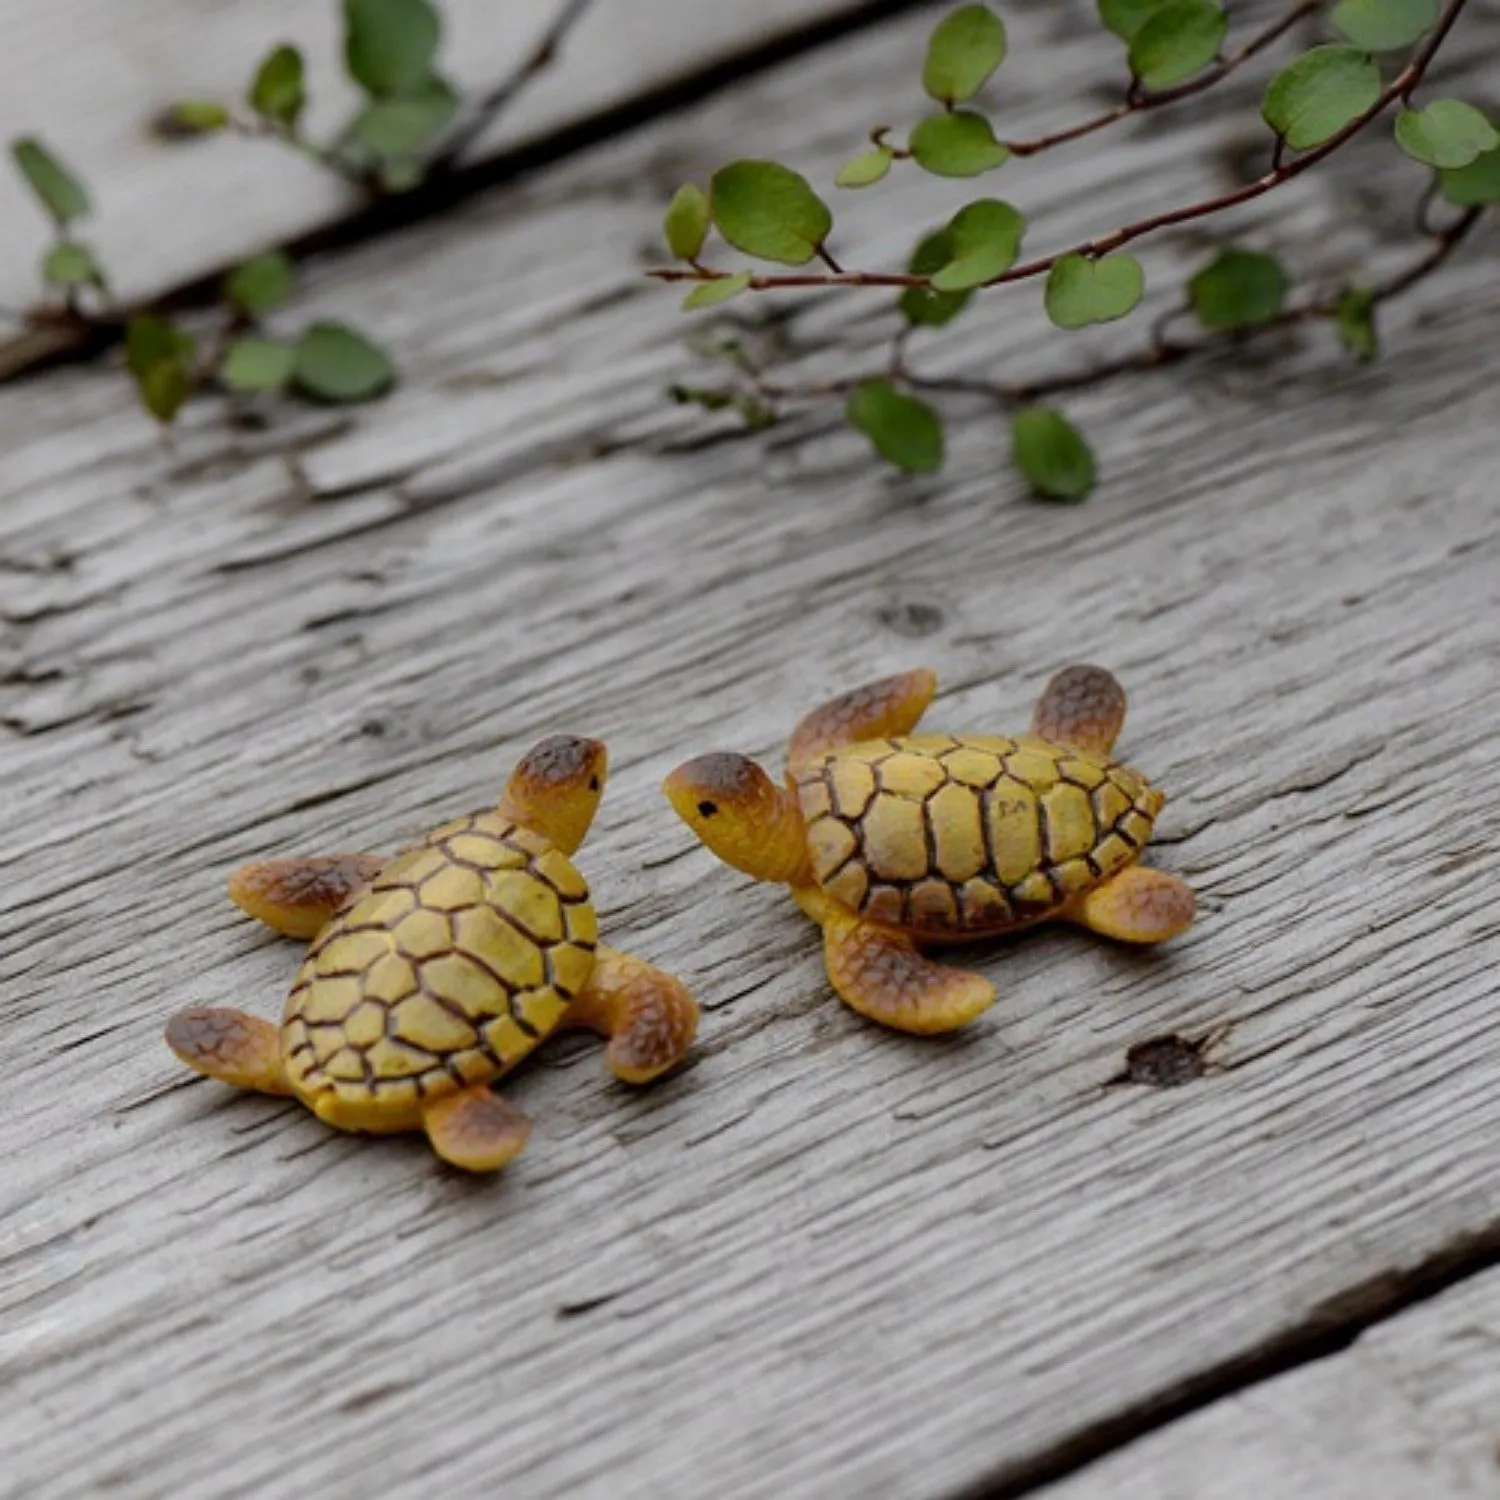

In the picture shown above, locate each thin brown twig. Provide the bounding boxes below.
[1001,0,1321,158]
[649,0,1471,296]
[430,0,597,174]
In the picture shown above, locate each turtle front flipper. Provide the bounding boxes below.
[1030,663,1128,757]
[565,945,699,1083]
[165,1007,292,1096]
[228,854,387,938]
[422,1085,532,1172]
[1068,864,1195,943]
[787,668,937,776]
[818,905,995,1034]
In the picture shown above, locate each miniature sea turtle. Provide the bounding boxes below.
[664,666,1194,1035]
[166,737,699,1172]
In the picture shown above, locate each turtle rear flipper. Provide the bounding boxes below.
[1068,865,1195,943]
[228,855,387,939]
[165,1007,291,1096]
[423,1086,531,1172]
[1031,664,1127,757]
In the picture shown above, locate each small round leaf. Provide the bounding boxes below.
[1011,408,1096,501]
[249,45,306,127]
[847,380,944,474]
[682,273,753,311]
[1097,0,1174,41]
[1331,0,1437,50]
[168,100,232,134]
[1262,47,1382,150]
[1044,253,1145,329]
[10,138,90,225]
[909,112,1010,177]
[225,252,295,317]
[292,323,395,402]
[1439,146,1500,206]
[922,6,1007,105]
[929,199,1026,291]
[1128,1,1227,90]
[126,316,196,383]
[1334,288,1378,361]
[1394,100,1500,168]
[664,184,711,260]
[835,149,894,189]
[1188,248,1288,330]
[898,230,973,328]
[42,242,103,290]
[221,337,298,393]
[140,361,191,425]
[344,82,458,163]
[709,161,833,267]
[344,0,441,98]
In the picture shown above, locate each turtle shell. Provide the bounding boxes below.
[794,733,1163,938]
[279,811,597,1120]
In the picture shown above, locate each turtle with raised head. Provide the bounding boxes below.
[166,737,698,1172]
[664,666,1194,1035]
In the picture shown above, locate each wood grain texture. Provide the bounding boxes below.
[3,4,1499,1498]
[0,0,876,314]
[1036,1271,1500,1499]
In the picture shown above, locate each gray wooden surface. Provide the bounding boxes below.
[4,4,1499,1498]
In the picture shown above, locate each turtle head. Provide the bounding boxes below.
[498,735,608,855]
[662,752,808,884]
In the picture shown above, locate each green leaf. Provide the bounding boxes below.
[664,184,711,260]
[1188,248,1288,330]
[42,242,104,290]
[343,80,459,162]
[1011,407,1096,501]
[1044,253,1145,329]
[909,112,1010,177]
[140,361,191,424]
[249,46,306,127]
[224,252,295,317]
[835,149,894,188]
[709,161,833,267]
[292,322,395,402]
[922,6,1007,105]
[1439,145,1500,205]
[1394,100,1500,168]
[168,100,232,134]
[1334,288,1378,360]
[1097,0,1174,42]
[10,138,90,225]
[344,0,441,97]
[929,199,1026,291]
[220,337,298,393]
[1262,47,1382,150]
[125,316,196,384]
[846,380,944,474]
[682,273,753,310]
[670,384,736,412]
[1331,0,1437,50]
[1128,1,1227,89]
[898,230,973,328]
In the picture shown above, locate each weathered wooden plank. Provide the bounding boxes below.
[3,4,1500,1499]
[0,0,880,315]
[1035,1270,1500,1499]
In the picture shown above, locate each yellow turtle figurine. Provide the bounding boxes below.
[664,666,1194,1035]
[166,736,699,1172]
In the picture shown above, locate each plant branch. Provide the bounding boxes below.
[1001,0,1321,158]
[430,0,597,174]
[649,0,1471,295]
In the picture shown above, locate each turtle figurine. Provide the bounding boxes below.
[664,665,1194,1035]
[166,736,699,1172]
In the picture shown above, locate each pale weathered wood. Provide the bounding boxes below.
[1036,1269,1500,1499]
[0,0,878,316]
[3,4,1500,1498]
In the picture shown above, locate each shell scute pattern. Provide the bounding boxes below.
[797,733,1163,937]
[281,810,596,1102]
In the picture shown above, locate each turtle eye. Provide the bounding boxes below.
[588,776,600,792]
[697,800,718,818]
